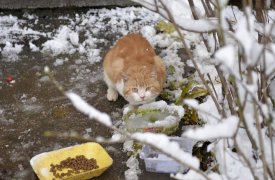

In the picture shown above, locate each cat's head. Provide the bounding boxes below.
[122,68,163,105]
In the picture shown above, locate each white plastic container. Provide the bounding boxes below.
[139,137,195,173]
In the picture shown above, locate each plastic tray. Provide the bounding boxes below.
[140,137,194,173]
[30,142,113,180]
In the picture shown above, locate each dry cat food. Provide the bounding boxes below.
[50,155,99,179]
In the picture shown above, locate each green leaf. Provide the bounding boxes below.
[168,65,176,75]
[155,20,176,33]
[43,131,56,137]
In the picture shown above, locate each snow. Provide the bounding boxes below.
[215,139,254,180]
[138,100,185,118]
[29,42,39,52]
[215,45,236,70]
[183,116,239,140]
[42,26,76,56]
[133,0,219,32]
[147,115,178,127]
[172,170,225,180]
[234,12,257,65]
[184,97,221,125]
[123,140,134,152]
[124,156,141,180]
[2,41,23,61]
[140,25,156,38]
[69,31,79,46]
[66,92,112,127]
[53,58,64,66]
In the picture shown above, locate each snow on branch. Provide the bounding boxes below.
[183,116,239,140]
[66,92,112,127]
[131,0,219,33]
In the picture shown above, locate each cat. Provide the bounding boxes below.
[103,33,166,105]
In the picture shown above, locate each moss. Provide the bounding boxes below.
[127,142,143,157]
[182,107,204,126]
[192,141,218,172]
[168,65,176,75]
[168,80,183,91]
[52,105,69,119]
[155,20,176,33]
[176,78,208,105]
[160,91,172,101]
[123,108,162,122]
[43,130,56,137]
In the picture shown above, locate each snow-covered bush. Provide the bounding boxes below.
[129,0,275,179]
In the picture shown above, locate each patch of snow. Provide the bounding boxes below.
[29,42,39,52]
[111,133,123,142]
[215,139,254,180]
[42,26,77,56]
[215,45,236,69]
[0,109,9,125]
[138,100,185,118]
[124,156,141,180]
[53,58,64,66]
[1,41,23,61]
[183,116,239,140]
[69,31,79,46]
[141,25,156,39]
[123,140,134,152]
[133,0,218,32]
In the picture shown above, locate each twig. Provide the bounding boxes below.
[207,73,219,100]
[188,0,211,52]
[254,103,269,180]
[268,125,275,175]
[233,124,260,180]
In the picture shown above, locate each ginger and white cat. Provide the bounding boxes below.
[103,33,166,105]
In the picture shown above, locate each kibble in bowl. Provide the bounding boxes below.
[30,142,113,180]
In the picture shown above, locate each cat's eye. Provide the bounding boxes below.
[145,87,150,91]
[132,88,138,92]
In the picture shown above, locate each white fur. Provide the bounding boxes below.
[115,80,125,97]
[107,88,118,101]
[128,88,156,105]
[104,71,118,101]
[104,71,115,89]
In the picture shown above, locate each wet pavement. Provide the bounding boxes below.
[0,7,173,180]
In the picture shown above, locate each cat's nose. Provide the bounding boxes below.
[140,96,145,100]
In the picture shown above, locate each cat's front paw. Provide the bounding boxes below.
[107,88,118,101]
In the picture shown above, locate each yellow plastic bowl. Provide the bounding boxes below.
[30,142,113,180]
